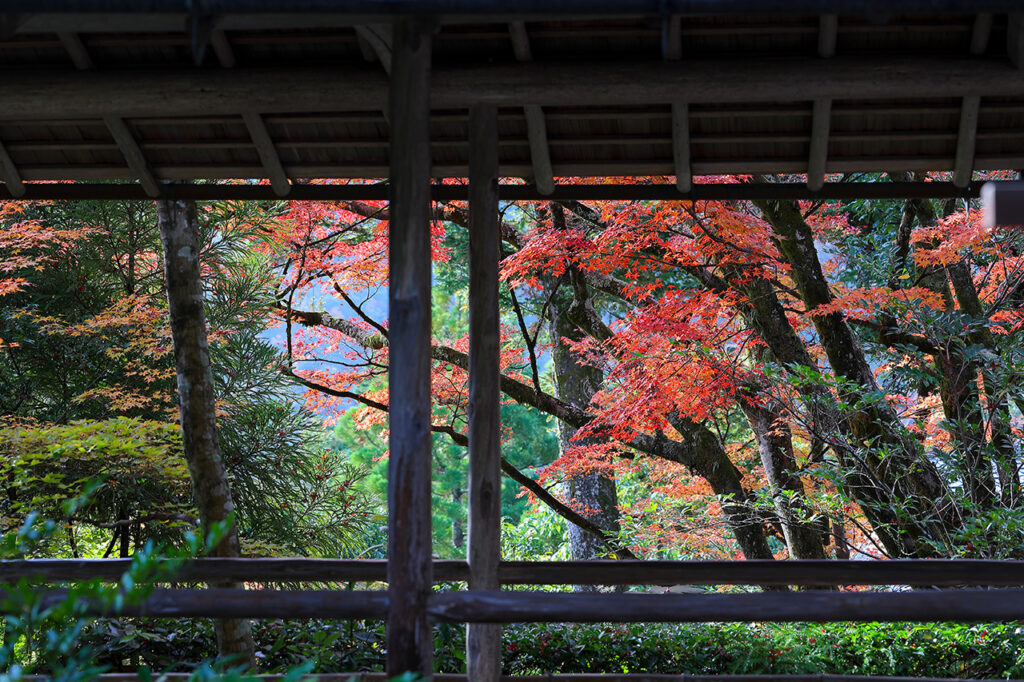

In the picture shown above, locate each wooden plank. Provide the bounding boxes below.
[807,98,831,191]
[3,57,1024,119]
[953,94,980,188]
[0,139,24,197]
[671,101,691,193]
[971,13,993,55]
[663,15,682,61]
[7,1,1024,23]
[818,14,838,58]
[523,104,554,196]
[103,116,160,197]
[467,102,502,682]
[0,558,469,583]
[429,588,1024,624]
[242,112,291,196]
[57,31,94,70]
[210,29,237,68]
[508,21,532,61]
[83,676,1024,682]
[386,16,435,680]
[28,587,388,620]
[0,180,990,203]
[355,24,393,74]
[1010,13,1024,68]
[9,558,1024,587]
[21,586,1024,624]
[78,675,1024,682]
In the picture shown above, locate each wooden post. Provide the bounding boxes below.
[466,103,502,681]
[386,16,435,679]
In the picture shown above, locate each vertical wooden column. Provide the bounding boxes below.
[466,103,502,681]
[386,16,435,679]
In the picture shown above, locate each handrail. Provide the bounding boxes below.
[4,558,1024,586]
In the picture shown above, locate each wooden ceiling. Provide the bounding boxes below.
[1,5,1023,199]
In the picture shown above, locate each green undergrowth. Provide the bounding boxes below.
[67,618,1024,679]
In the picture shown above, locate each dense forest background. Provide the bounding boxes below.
[3,173,1024,570]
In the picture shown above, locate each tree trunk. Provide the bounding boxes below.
[157,197,257,669]
[548,291,621,571]
[739,397,826,560]
[756,197,956,557]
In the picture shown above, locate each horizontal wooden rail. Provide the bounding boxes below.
[33,588,389,620]
[0,180,986,202]
[86,671,1024,675]
[428,589,1024,624]
[6,559,1024,586]
[14,587,1024,622]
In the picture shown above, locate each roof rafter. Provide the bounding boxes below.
[509,22,553,196]
[242,112,291,196]
[103,116,161,197]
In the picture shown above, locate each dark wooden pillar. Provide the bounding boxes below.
[386,16,435,678]
[466,103,502,680]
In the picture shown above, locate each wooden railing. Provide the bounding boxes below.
[5,558,1024,586]
[6,558,1024,623]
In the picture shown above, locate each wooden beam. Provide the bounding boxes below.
[0,180,990,203]
[210,29,236,68]
[3,58,1024,118]
[0,139,25,197]
[508,21,532,61]
[807,98,831,191]
[355,24,393,74]
[11,557,1024,587]
[242,112,291,196]
[671,101,691,193]
[57,31,94,69]
[103,116,160,197]
[507,21,553,195]
[430,588,1024,624]
[970,12,993,55]
[663,14,682,61]
[1010,13,1024,68]
[30,587,389,620]
[953,94,980,188]
[466,102,502,682]
[818,14,837,58]
[386,15,434,680]
[523,104,554,196]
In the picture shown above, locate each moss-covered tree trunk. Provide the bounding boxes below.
[157,197,257,668]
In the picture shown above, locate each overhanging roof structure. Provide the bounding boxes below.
[1,2,1023,199]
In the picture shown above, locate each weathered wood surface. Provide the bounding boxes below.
[429,589,1024,624]
[61,671,1024,675]
[7,559,1024,587]
[30,588,388,620]
[4,58,1024,119]
[13,586,1024,623]
[467,101,503,682]
[386,15,435,679]
[0,558,467,583]
[0,181,988,203]
[496,559,1024,586]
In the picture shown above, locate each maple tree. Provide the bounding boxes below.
[280,173,1024,562]
[0,198,376,560]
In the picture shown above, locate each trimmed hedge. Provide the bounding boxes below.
[75,618,1024,678]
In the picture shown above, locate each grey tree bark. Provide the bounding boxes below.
[157,197,257,668]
